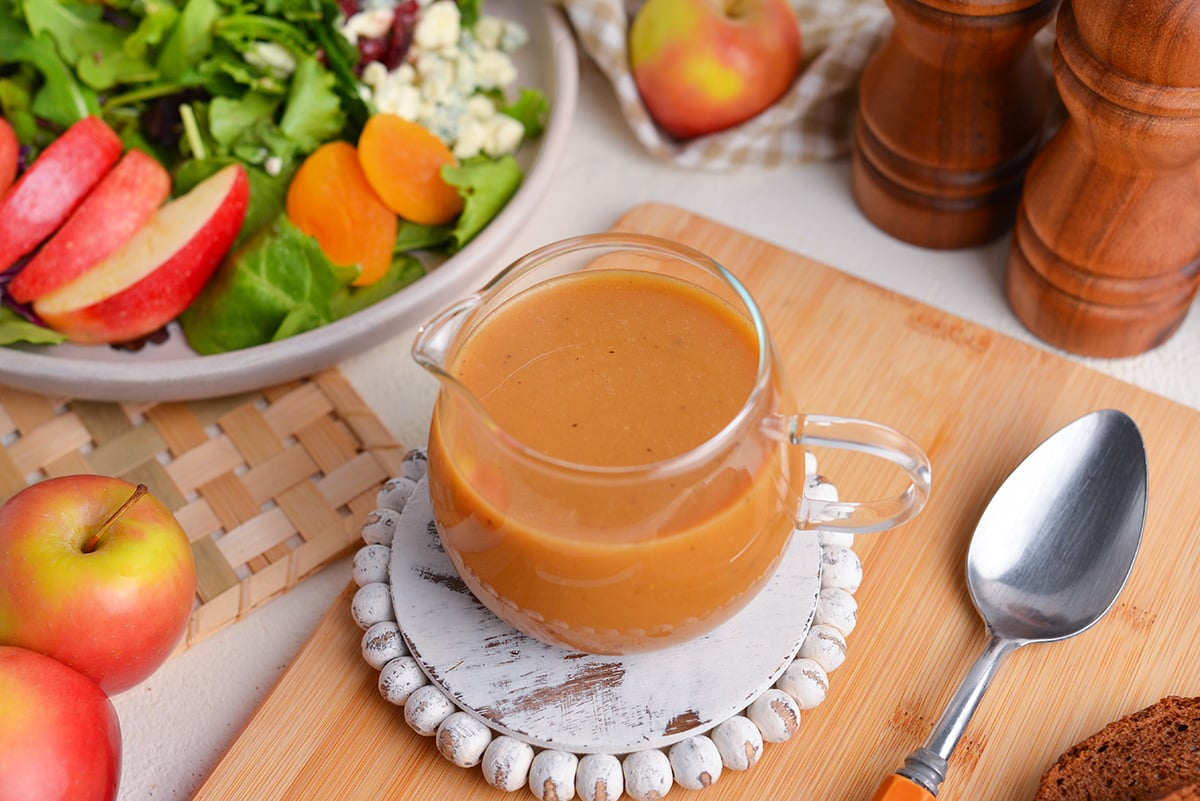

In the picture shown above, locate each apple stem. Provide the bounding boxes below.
[83,484,149,554]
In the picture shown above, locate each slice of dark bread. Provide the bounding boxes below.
[1149,786,1200,801]
[1033,696,1200,801]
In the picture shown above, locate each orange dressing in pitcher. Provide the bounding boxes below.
[427,269,800,653]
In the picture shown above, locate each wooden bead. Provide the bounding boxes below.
[799,624,848,673]
[529,750,579,801]
[352,543,391,586]
[378,656,427,705]
[814,587,858,635]
[360,620,407,670]
[377,476,418,511]
[668,735,723,790]
[361,507,401,546]
[350,582,394,629]
[820,545,862,593]
[400,449,428,481]
[710,715,763,771]
[776,657,829,710]
[622,750,672,801]
[436,711,492,768]
[818,528,855,550]
[404,684,455,736]
[746,688,801,743]
[576,753,624,801]
[483,736,536,792]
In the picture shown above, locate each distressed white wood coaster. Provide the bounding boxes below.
[352,450,861,800]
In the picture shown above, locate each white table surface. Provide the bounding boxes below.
[109,44,1200,801]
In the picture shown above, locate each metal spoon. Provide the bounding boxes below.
[871,409,1147,801]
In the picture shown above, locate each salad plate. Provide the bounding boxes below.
[0,1,578,402]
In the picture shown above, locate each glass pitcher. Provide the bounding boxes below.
[413,233,931,654]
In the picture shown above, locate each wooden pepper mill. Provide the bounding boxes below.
[1006,0,1200,357]
[852,0,1060,249]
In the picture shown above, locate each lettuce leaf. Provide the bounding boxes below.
[180,212,426,354]
[442,154,522,252]
[0,307,66,346]
[180,213,355,354]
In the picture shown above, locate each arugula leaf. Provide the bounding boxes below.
[179,213,357,353]
[278,53,345,154]
[18,0,104,65]
[17,0,157,91]
[156,0,221,81]
[442,154,523,252]
[208,90,279,146]
[301,6,369,135]
[0,7,97,128]
[125,3,180,59]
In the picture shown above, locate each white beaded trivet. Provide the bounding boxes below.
[351,449,862,800]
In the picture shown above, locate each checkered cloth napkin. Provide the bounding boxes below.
[556,0,893,170]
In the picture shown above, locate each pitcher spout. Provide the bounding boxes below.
[411,293,484,380]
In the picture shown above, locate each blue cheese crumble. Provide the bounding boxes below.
[344,1,529,160]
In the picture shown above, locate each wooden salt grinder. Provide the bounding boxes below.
[1006,0,1200,357]
[852,0,1060,249]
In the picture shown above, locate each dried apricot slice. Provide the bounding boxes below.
[357,113,464,226]
[286,141,397,286]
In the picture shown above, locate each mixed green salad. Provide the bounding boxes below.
[0,0,547,352]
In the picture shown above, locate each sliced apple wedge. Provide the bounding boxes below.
[0,116,122,272]
[9,149,171,304]
[0,116,17,198]
[35,164,249,345]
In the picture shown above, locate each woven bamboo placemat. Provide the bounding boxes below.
[0,368,408,653]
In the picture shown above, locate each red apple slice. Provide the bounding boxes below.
[34,164,249,345]
[8,149,171,304]
[0,116,17,198]
[0,116,122,272]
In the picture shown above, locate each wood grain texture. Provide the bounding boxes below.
[1006,0,1200,357]
[193,203,1200,801]
[389,477,823,754]
[851,0,1058,248]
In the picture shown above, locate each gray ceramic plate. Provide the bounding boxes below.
[0,1,578,402]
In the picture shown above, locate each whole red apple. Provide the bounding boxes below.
[0,646,121,801]
[629,0,803,139]
[0,476,196,694]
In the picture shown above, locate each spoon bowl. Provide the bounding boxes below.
[871,409,1147,801]
[968,409,1147,643]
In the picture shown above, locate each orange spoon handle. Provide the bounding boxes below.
[870,774,936,801]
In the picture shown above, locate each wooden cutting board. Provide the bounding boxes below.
[192,203,1200,801]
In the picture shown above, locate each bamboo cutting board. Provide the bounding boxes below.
[193,203,1200,801]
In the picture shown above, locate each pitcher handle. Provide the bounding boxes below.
[789,414,932,533]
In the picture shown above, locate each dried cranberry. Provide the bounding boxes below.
[357,35,389,70]
[382,0,420,69]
